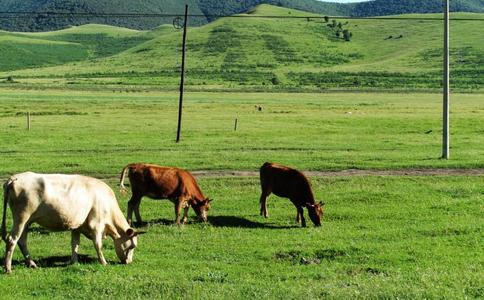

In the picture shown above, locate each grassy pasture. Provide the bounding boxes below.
[0,89,482,298]
[0,175,482,298]
[0,89,482,177]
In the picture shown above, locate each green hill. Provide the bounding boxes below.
[1,5,483,91]
[0,0,483,32]
[0,24,150,71]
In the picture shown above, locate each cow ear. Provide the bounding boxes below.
[320,201,325,206]
[206,198,212,203]
[126,228,135,237]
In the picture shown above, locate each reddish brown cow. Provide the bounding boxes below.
[259,162,324,227]
[119,163,211,225]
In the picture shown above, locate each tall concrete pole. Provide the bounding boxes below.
[442,0,450,159]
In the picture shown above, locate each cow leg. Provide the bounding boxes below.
[127,194,142,225]
[4,219,28,273]
[70,230,81,264]
[92,231,107,266]
[182,207,189,224]
[174,199,186,225]
[17,224,37,269]
[296,210,301,224]
[259,190,270,218]
[297,206,306,227]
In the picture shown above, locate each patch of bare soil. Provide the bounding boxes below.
[191,168,484,178]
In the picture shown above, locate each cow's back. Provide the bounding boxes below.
[127,164,205,201]
[260,163,314,202]
[8,172,115,231]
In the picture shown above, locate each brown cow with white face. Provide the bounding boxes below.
[259,162,325,227]
[119,163,211,225]
[2,172,141,273]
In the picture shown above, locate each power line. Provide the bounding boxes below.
[0,11,483,21]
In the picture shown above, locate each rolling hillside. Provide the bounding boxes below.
[1,5,483,91]
[0,24,150,71]
[0,0,483,32]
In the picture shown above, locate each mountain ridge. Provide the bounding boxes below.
[0,0,483,32]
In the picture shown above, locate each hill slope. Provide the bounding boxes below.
[0,24,150,71]
[0,0,483,32]
[1,5,483,91]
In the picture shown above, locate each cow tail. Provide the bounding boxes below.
[119,165,131,194]
[2,178,15,243]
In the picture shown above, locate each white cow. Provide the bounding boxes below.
[1,172,141,273]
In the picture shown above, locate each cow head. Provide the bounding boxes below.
[192,198,212,222]
[114,228,143,264]
[306,201,325,227]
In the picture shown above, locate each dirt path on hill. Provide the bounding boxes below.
[190,168,484,178]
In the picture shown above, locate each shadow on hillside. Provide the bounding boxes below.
[208,215,295,229]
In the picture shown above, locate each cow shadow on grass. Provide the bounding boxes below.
[129,216,295,229]
[28,226,51,235]
[131,218,173,228]
[208,215,295,229]
[11,254,99,269]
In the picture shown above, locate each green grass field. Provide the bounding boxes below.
[1,5,483,91]
[0,89,482,298]
[0,89,483,177]
[0,175,482,298]
[0,4,482,297]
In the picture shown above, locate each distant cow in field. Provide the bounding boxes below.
[119,163,211,225]
[259,162,324,227]
[2,172,141,273]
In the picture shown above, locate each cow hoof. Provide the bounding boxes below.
[26,260,37,268]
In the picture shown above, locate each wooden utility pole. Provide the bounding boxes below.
[176,5,188,143]
[442,0,450,159]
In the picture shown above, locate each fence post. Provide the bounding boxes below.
[176,5,189,143]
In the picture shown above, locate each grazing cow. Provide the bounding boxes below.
[1,172,141,273]
[119,163,211,225]
[259,162,324,227]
